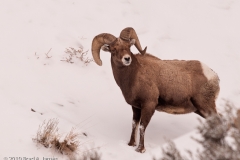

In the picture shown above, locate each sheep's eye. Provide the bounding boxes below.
[111,49,117,55]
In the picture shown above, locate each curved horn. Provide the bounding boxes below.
[120,27,147,55]
[91,33,116,66]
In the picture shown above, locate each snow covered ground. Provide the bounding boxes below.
[0,0,239,159]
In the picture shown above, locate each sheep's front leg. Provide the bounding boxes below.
[136,102,155,153]
[128,106,141,146]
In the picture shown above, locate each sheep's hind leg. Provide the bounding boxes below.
[191,96,218,118]
[136,102,156,153]
[194,110,206,118]
[128,106,141,147]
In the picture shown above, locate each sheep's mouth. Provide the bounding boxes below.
[123,60,132,66]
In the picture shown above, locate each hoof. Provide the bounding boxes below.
[128,142,136,147]
[135,147,146,153]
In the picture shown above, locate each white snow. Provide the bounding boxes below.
[0,0,240,159]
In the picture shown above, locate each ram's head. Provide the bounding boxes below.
[91,27,147,66]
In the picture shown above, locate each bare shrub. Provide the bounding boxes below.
[33,119,102,160]
[193,101,240,160]
[61,47,93,65]
[154,100,240,160]
[53,128,80,155]
[81,149,102,160]
[33,118,59,148]
[153,140,185,160]
[33,119,80,157]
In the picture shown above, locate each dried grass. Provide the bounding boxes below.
[53,128,80,155]
[33,119,80,156]
[33,119,102,159]
[81,150,102,160]
[33,118,59,148]
[154,100,240,160]
[61,47,93,65]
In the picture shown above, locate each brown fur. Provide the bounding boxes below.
[108,40,220,152]
[112,52,219,116]
[92,31,220,153]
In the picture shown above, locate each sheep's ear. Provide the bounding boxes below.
[101,44,110,52]
[130,39,135,46]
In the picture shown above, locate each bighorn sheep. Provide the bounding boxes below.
[91,27,220,153]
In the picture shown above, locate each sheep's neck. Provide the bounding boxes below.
[111,56,139,90]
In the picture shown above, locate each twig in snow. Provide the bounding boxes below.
[45,48,52,58]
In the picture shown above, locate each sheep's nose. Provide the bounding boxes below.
[124,57,130,61]
[122,55,132,66]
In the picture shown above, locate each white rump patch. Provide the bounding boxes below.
[201,62,218,80]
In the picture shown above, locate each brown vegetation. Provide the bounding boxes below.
[155,101,240,160]
[33,118,101,159]
[62,47,93,65]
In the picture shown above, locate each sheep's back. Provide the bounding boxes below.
[135,54,208,103]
